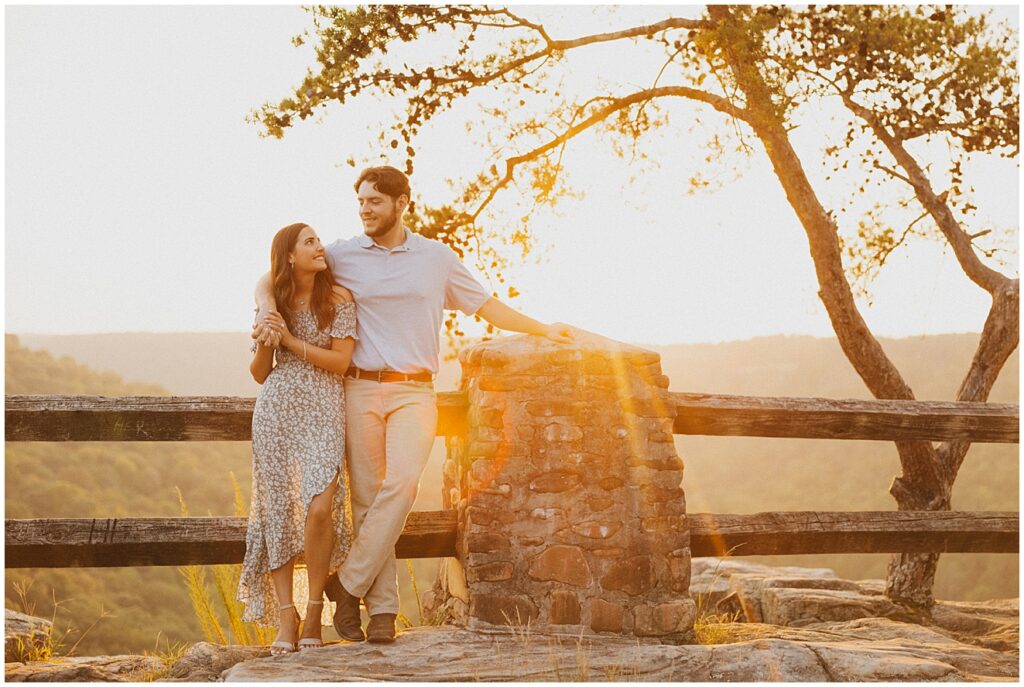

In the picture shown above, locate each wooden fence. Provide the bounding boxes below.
[5,393,1019,568]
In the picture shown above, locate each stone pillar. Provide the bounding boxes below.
[430,329,695,637]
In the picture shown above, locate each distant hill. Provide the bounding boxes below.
[6,331,1018,656]
[654,332,1018,403]
[18,330,1017,402]
[5,335,250,656]
[5,334,166,395]
[16,332,265,397]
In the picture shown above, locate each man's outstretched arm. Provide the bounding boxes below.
[476,298,574,344]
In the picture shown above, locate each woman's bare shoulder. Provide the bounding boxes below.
[330,285,354,304]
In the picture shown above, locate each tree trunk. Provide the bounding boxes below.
[885,552,942,606]
[704,5,1016,609]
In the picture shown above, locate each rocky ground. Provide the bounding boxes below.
[6,559,1019,682]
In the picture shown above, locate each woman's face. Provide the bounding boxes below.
[290,226,328,273]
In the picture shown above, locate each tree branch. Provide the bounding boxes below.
[873,161,915,186]
[551,16,712,50]
[874,211,929,267]
[842,94,1010,295]
[469,86,751,223]
[939,280,1020,479]
[436,15,710,89]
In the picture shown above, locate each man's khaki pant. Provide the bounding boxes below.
[338,378,437,615]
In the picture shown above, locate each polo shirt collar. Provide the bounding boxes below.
[357,227,420,252]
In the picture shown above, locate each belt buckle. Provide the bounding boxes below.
[375,370,385,383]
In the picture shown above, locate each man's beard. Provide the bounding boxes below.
[364,207,399,238]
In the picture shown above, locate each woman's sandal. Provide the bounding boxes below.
[297,599,325,650]
[269,603,300,656]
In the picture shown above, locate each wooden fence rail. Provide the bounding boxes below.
[6,511,1017,568]
[672,393,1019,443]
[6,394,1019,443]
[6,395,1018,570]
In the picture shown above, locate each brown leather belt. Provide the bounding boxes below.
[345,367,433,383]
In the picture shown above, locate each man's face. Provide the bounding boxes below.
[356,181,404,238]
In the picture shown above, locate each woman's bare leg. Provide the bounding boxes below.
[300,475,340,641]
[270,557,299,645]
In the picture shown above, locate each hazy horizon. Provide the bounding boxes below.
[5,327,998,348]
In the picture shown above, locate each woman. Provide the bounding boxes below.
[238,222,357,654]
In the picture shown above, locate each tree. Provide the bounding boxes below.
[253,4,1019,607]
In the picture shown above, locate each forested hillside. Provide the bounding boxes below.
[5,335,254,655]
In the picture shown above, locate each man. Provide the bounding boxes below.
[253,165,572,643]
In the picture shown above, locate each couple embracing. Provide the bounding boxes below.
[237,166,573,654]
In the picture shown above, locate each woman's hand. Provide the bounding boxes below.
[253,316,282,347]
[261,312,293,347]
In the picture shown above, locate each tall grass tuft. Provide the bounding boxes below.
[405,559,424,626]
[175,487,227,644]
[692,548,744,645]
[175,482,275,647]
[138,634,190,682]
[175,481,273,647]
[9,579,112,662]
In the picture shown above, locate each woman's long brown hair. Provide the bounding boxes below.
[270,223,338,332]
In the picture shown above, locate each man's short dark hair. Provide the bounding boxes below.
[354,166,411,201]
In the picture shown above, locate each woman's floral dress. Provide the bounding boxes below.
[237,302,357,626]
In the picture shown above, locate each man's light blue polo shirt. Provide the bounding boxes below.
[325,229,491,374]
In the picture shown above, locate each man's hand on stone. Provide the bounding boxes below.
[542,322,575,344]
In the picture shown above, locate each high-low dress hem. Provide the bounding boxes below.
[237,302,357,627]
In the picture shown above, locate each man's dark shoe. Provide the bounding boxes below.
[324,574,365,642]
[367,613,397,643]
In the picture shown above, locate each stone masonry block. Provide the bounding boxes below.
[475,407,504,429]
[543,422,584,443]
[570,521,623,540]
[590,598,625,633]
[470,593,539,627]
[601,555,656,596]
[480,350,510,368]
[468,562,515,583]
[525,400,591,417]
[529,471,581,493]
[477,375,543,391]
[549,590,582,625]
[626,452,684,471]
[668,548,692,594]
[466,533,511,554]
[528,545,593,587]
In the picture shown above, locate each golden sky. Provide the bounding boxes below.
[5,5,1019,344]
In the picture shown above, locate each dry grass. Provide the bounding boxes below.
[496,609,652,682]
[137,635,190,682]
[692,612,743,645]
[176,479,273,647]
[692,548,745,645]
[8,579,113,663]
